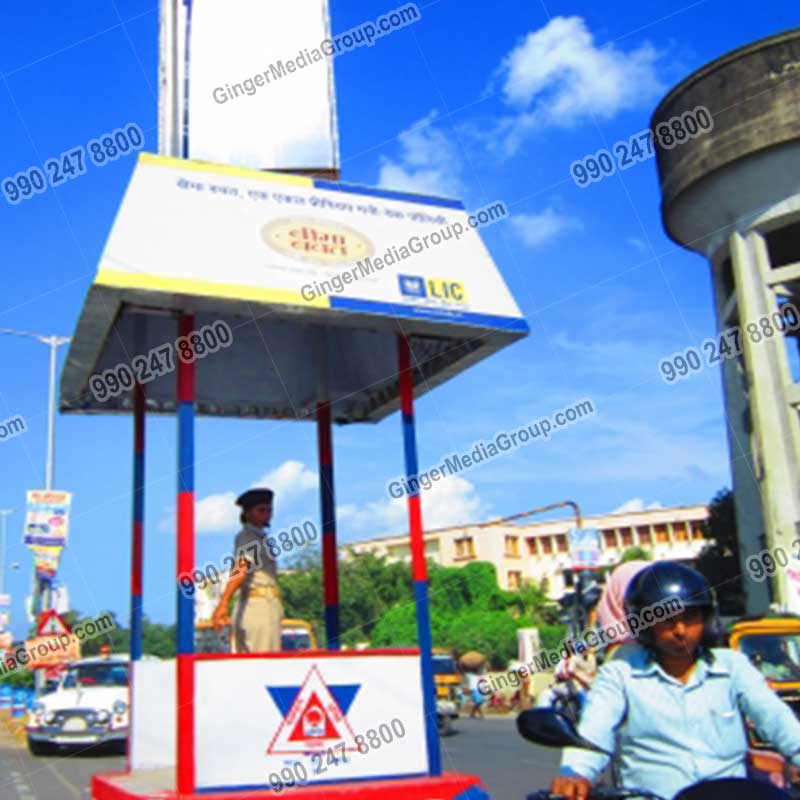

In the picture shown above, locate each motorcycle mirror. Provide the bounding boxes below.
[516,709,612,756]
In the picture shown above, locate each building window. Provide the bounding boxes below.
[602,530,616,549]
[505,536,520,558]
[425,538,441,558]
[540,537,553,555]
[673,522,688,541]
[620,528,633,547]
[556,534,568,553]
[638,527,652,545]
[691,523,705,540]
[387,543,409,560]
[655,524,669,543]
[454,537,475,559]
[508,571,522,590]
[526,537,538,556]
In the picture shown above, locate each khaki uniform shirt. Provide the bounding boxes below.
[232,524,282,653]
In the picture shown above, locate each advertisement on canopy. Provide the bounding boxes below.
[159,0,338,171]
[96,154,526,332]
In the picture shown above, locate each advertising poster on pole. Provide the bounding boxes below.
[568,527,602,570]
[30,546,62,581]
[0,594,11,652]
[24,490,71,548]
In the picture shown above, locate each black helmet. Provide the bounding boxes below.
[624,561,719,654]
[625,561,715,614]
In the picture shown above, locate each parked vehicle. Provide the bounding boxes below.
[729,615,800,790]
[26,655,130,755]
[432,650,460,734]
[280,618,317,651]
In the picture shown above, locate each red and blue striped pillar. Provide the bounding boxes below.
[317,400,340,649]
[130,382,145,662]
[397,334,441,776]
[176,313,196,794]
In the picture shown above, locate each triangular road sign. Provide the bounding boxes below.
[37,609,71,636]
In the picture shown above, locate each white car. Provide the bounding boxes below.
[26,656,130,755]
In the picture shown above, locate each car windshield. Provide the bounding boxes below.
[739,634,800,681]
[63,663,129,688]
[281,631,311,651]
[432,656,458,675]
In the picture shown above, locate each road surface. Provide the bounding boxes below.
[0,713,557,800]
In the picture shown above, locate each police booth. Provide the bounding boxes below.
[57,2,528,797]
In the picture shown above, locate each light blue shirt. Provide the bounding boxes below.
[561,645,800,799]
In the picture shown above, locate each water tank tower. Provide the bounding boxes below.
[652,29,800,612]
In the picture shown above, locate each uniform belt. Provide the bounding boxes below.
[247,584,281,600]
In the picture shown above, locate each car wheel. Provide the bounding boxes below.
[27,738,54,756]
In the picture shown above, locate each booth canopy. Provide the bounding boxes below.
[60,154,528,423]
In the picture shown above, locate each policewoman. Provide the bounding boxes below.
[212,488,283,652]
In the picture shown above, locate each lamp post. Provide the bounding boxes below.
[0,509,12,597]
[0,328,70,692]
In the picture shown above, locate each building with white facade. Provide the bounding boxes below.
[345,504,709,596]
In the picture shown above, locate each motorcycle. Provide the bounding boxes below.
[516,707,792,800]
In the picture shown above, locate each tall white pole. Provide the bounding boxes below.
[45,337,57,491]
[0,509,11,597]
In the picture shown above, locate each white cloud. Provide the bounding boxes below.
[378,111,463,198]
[613,498,664,514]
[159,460,319,535]
[256,460,318,502]
[492,16,663,154]
[195,492,239,534]
[339,475,487,540]
[509,208,583,248]
[627,236,649,254]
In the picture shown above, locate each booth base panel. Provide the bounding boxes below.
[92,770,489,800]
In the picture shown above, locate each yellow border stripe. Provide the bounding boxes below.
[95,269,330,308]
[138,152,314,187]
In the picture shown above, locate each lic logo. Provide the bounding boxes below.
[398,274,427,298]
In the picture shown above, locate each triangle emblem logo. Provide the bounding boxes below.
[266,664,361,755]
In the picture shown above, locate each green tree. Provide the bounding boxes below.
[695,488,746,615]
[444,610,520,669]
[620,547,652,563]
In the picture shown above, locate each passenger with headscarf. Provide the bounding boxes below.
[594,559,650,658]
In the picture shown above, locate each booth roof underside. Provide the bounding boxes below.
[59,154,528,424]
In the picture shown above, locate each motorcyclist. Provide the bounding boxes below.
[551,561,800,800]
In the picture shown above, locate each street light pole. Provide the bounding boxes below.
[0,328,70,694]
[0,509,12,597]
[45,337,59,491]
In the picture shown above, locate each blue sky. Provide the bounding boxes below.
[0,0,796,637]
